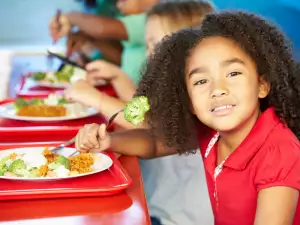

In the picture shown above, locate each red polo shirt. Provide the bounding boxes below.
[198,108,300,225]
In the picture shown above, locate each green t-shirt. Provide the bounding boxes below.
[95,0,120,17]
[89,0,121,61]
[118,13,147,84]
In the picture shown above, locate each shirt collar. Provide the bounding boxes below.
[223,107,280,170]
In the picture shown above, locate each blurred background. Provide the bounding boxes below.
[0,0,82,52]
[0,0,300,52]
[0,0,299,106]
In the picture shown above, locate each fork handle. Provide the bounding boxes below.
[63,137,76,147]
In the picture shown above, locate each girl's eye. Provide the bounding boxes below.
[227,71,242,77]
[194,79,208,85]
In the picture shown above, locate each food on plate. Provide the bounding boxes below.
[124,96,150,125]
[14,94,89,117]
[0,147,95,178]
[31,65,87,85]
[70,153,94,174]
[17,105,67,117]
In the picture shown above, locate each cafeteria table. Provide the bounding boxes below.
[0,53,151,225]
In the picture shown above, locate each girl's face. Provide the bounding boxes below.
[145,16,168,56]
[185,36,270,133]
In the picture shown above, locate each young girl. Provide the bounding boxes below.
[76,11,300,224]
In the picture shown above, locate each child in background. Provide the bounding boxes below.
[49,0,159,83]
[75,11,300,225]
[56,0,159,129]
[65,1,214,130]
[66,0,123,65]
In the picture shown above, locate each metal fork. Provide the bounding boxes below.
[51,109,124,155]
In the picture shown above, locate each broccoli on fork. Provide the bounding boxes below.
[124,96,150,126]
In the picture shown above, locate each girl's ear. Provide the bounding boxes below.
[258,75,270,99]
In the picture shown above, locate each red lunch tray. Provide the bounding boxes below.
[0,99,112,143]
[0,144,132,201]
[15,73,117,98]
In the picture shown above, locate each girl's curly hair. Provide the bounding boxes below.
[136,11,300,154]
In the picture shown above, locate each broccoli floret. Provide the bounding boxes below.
[0,167,6,176]
[0,157,9,176]
[14,98,44,110]
[14,169,30,177]
[125,114,145,126]
[60,65,74,75]
[48,155,70,171]
[138,96,150,112]
[48,162,61,170]
[14,98,29,110]
[56,65,74,82]
[55,71,69,82]
[8,159,26,173]
[124,96,150,125]
[28,98,43,105]
[29,168,40,178]
[0,156,9,167]
[0,164,8,176]
[31,72,46,81]
[52,155,70,170]
[58,98,71,105]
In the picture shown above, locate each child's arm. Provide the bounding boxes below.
[66,32,123,65]
[110,69,136,102]
[50,13,128,42]
[254,142,300,225]
[254,187,298,225]
[89,40,123,66]
[86,60,136,102]
[75,124,177,159]
[65,80,135,129]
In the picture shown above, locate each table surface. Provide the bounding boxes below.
[2,55,151,225]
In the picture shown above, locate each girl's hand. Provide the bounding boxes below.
[75,123,111,152]
[64,79,102,107]
[85,60,122,84]
[49,14,72,42]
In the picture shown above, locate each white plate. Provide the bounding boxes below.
[0,102,98,122]
[37,82,69,89]
[29,78,69,89]
[0,147,113,181]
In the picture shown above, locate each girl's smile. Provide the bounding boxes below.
[210,104,236,116]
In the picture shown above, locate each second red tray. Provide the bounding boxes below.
[0,99,110,143]
[15,74,117,98]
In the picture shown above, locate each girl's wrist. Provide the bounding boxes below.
[66,12,78,26]
[111,69,126,83]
